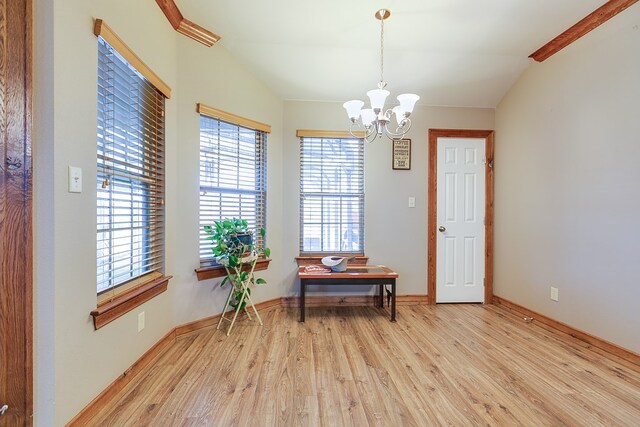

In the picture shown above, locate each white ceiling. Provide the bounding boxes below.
[180,0,605,108]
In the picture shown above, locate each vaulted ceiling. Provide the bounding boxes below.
[179,0,608,108]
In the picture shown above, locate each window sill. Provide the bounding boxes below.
[195,258,272,281]
[295,254,369,266]
[90,275,172,330]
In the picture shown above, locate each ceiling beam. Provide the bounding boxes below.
[155,0,220,47]
[529,0,638,62]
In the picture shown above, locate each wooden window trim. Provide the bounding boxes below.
[90,275,173,330]
[296,129,366,138]
[94,19,172,98]
[195,258,271,281]
[197,103,271,133]
[295,255,369,266]
[97,272,161,306]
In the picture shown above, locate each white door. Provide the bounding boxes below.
[436,137,485,303]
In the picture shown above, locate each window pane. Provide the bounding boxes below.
[300,137,364,253]
[199,115,267,261]
[96,36,165,293]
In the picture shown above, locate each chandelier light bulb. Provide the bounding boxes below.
[360,109,376,126]
[366,89,390,112]
[343,100,364,121]
[397,93,420,116]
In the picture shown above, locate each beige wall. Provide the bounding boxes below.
[172,37,284,326]
[282,102,494,297]
[39,1,178,425]
[34,0,284,425]
[494,9,640,353]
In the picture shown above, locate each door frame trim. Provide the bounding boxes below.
[1,0,33,422]
[427,129,494,305]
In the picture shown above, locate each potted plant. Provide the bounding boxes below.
[203,218,271,311]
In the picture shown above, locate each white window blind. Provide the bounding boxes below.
[199,115,267,262]
[97,36,166,294]
[300,137,364,253]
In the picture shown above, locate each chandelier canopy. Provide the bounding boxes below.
[343,9,420,143]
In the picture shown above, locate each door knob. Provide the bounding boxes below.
[0,404,8,416]
[438,226,446,232]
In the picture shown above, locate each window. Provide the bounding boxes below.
[299,135,364,254]
[96,35,166,294]
[198,111,267,263]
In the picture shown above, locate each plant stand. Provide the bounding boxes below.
[216,254,263,336]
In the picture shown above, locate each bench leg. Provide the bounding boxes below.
[300,279,306,322]
[391,279,396,322]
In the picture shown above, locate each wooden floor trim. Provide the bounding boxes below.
[174,297,281,336]
[493,295,640,367]
[66,329,177,426]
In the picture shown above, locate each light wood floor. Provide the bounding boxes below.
[89,305,640,426]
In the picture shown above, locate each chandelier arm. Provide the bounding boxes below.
[348,122,361,139]
[365,132,378,143]
[349,122,378,142]
[365,125,376,141]
[382,118,413,139]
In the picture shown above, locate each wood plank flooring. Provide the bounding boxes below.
[87,305,640,426]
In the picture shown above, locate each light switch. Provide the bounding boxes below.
[68,166,82,193]
[408,197,416,208]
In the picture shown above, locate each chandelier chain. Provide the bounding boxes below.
[380,15,384,84]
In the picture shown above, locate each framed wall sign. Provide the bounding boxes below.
[392,138,411,170]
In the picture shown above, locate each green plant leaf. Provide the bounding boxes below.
[229,256,238,268]
[220,276,229,287]
[256,278,266,285]
[263,247,271,258]
[260,227,266,238]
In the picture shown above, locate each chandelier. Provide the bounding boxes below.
[343,9,420,143]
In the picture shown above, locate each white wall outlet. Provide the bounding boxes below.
[550,286,559,302]
[68,166,82,193]
[408,197,416,208]
[138,311,145,332]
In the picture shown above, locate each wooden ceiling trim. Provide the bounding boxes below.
[155,0,221,47]
[529,0,638,62]
[177,19,221,47]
